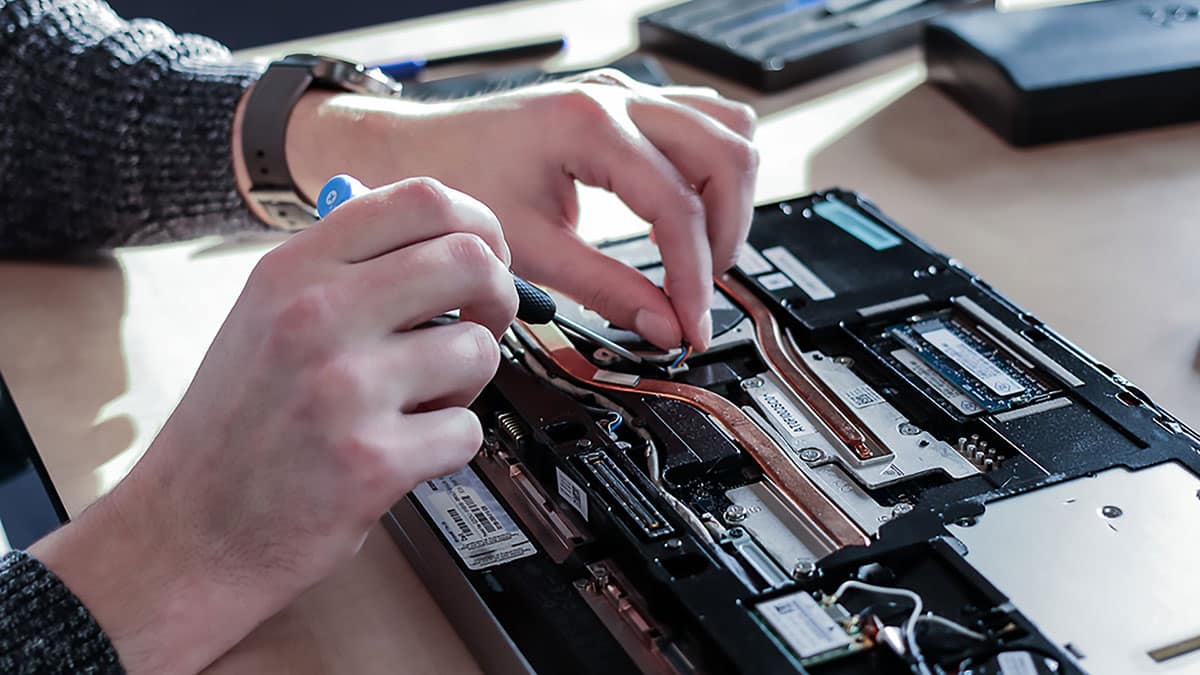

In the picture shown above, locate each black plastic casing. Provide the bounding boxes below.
[638,0,982,91]
[925,0,1200,146]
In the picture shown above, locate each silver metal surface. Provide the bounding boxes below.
[857,294,932,318]
[742,406,894,534]
[796,355,980,485]
[949,463,1200,675]
[726,526,792,589]
[952,296,1085,388]
[725,481,838,573]
[991,396,1072,422]
[553,315,643,364]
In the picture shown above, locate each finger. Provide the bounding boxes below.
[333,232,519,338]
[528,230,682,349]
[564,70,757,140]
[390,407,484,493]
[561,67,637,88]
[626,95,758,276]
[303,177,511,267]
[661,91,757,140]
[562,98,713,350]
[387,321,501,411]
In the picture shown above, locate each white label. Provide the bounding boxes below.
[918,327,1026,397]
[997,651,1040,675]
[736,243,774,275]
[556,467,588,519]
[762,247,835,301]
[412,467,537,570]
[751,383,814,437]
[758,592,852,659]
[757,272,794,291]
[843,384,884,409]
[891,348,982,415]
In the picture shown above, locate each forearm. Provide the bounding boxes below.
[27,467,284,675]
[0,0,268,256]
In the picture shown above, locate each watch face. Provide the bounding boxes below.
[286,53,399,97]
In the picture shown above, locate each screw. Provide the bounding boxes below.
[792,561,817,578]
[577,439,592,449]
[664,538,682,550]
[724,504,748,524]
[835,356,853,366]
[799,447,825,463]
[1101,505,1123,519]
[955,516,977,528]
[891,503,914,517]
[898,422,921,436]
[727,527,746,538]
[592,348,618,366]
[740,377,764,390]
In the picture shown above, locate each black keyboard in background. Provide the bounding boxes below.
[638,0,982,91]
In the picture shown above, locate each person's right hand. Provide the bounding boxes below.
[30,178,517,675]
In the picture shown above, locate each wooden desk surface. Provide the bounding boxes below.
[2,0,1197,672]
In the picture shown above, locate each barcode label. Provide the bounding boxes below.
[446,507,472,540]
[412,466,537,570]
[556,467,588,519]
[844,384,884,409]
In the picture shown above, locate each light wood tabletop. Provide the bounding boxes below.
[1,0,1197,672]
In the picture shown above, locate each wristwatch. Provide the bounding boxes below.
[240,54,401,230]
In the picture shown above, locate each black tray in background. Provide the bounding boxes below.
[639,0,982,91]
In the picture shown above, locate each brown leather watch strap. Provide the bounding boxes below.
[241,60,320,230]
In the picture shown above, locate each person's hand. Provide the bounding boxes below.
[281,70,759,351]
[30,178,517,674]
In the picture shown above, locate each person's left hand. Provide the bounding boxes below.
[280,70,759,351]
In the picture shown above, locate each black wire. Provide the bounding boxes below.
[952,644,1062,672]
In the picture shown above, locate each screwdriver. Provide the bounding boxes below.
[316,175,643,364]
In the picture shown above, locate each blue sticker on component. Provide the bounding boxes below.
[813,198,901,251]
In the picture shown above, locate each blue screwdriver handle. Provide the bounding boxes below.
[317,175,557,325]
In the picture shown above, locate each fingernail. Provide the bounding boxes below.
[696,312,713,351]
[634,309,676,348]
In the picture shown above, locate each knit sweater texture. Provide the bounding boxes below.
[0,0,265,256]
[1,0,268,670]
[0,552,120,673]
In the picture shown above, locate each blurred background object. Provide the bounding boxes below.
[107,0,503,49]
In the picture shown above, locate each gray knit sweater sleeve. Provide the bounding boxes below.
[0,0,268,256]
[0,551,122,673]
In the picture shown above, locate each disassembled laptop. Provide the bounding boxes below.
[388,190,1199,675]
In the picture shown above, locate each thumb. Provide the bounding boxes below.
[521,231,683,350]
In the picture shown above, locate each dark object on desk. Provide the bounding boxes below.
[926,0,1200,146]
[0,372,68,549]
[399,55,671,99]
[638,0,981,91]
[374,35,567,80]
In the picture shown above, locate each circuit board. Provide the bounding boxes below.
[388,190,1200,675]
[881,314,1055,414]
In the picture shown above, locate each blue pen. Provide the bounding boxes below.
[315,174,644,363]
[374,59,426,81]
[371,36,565,81]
